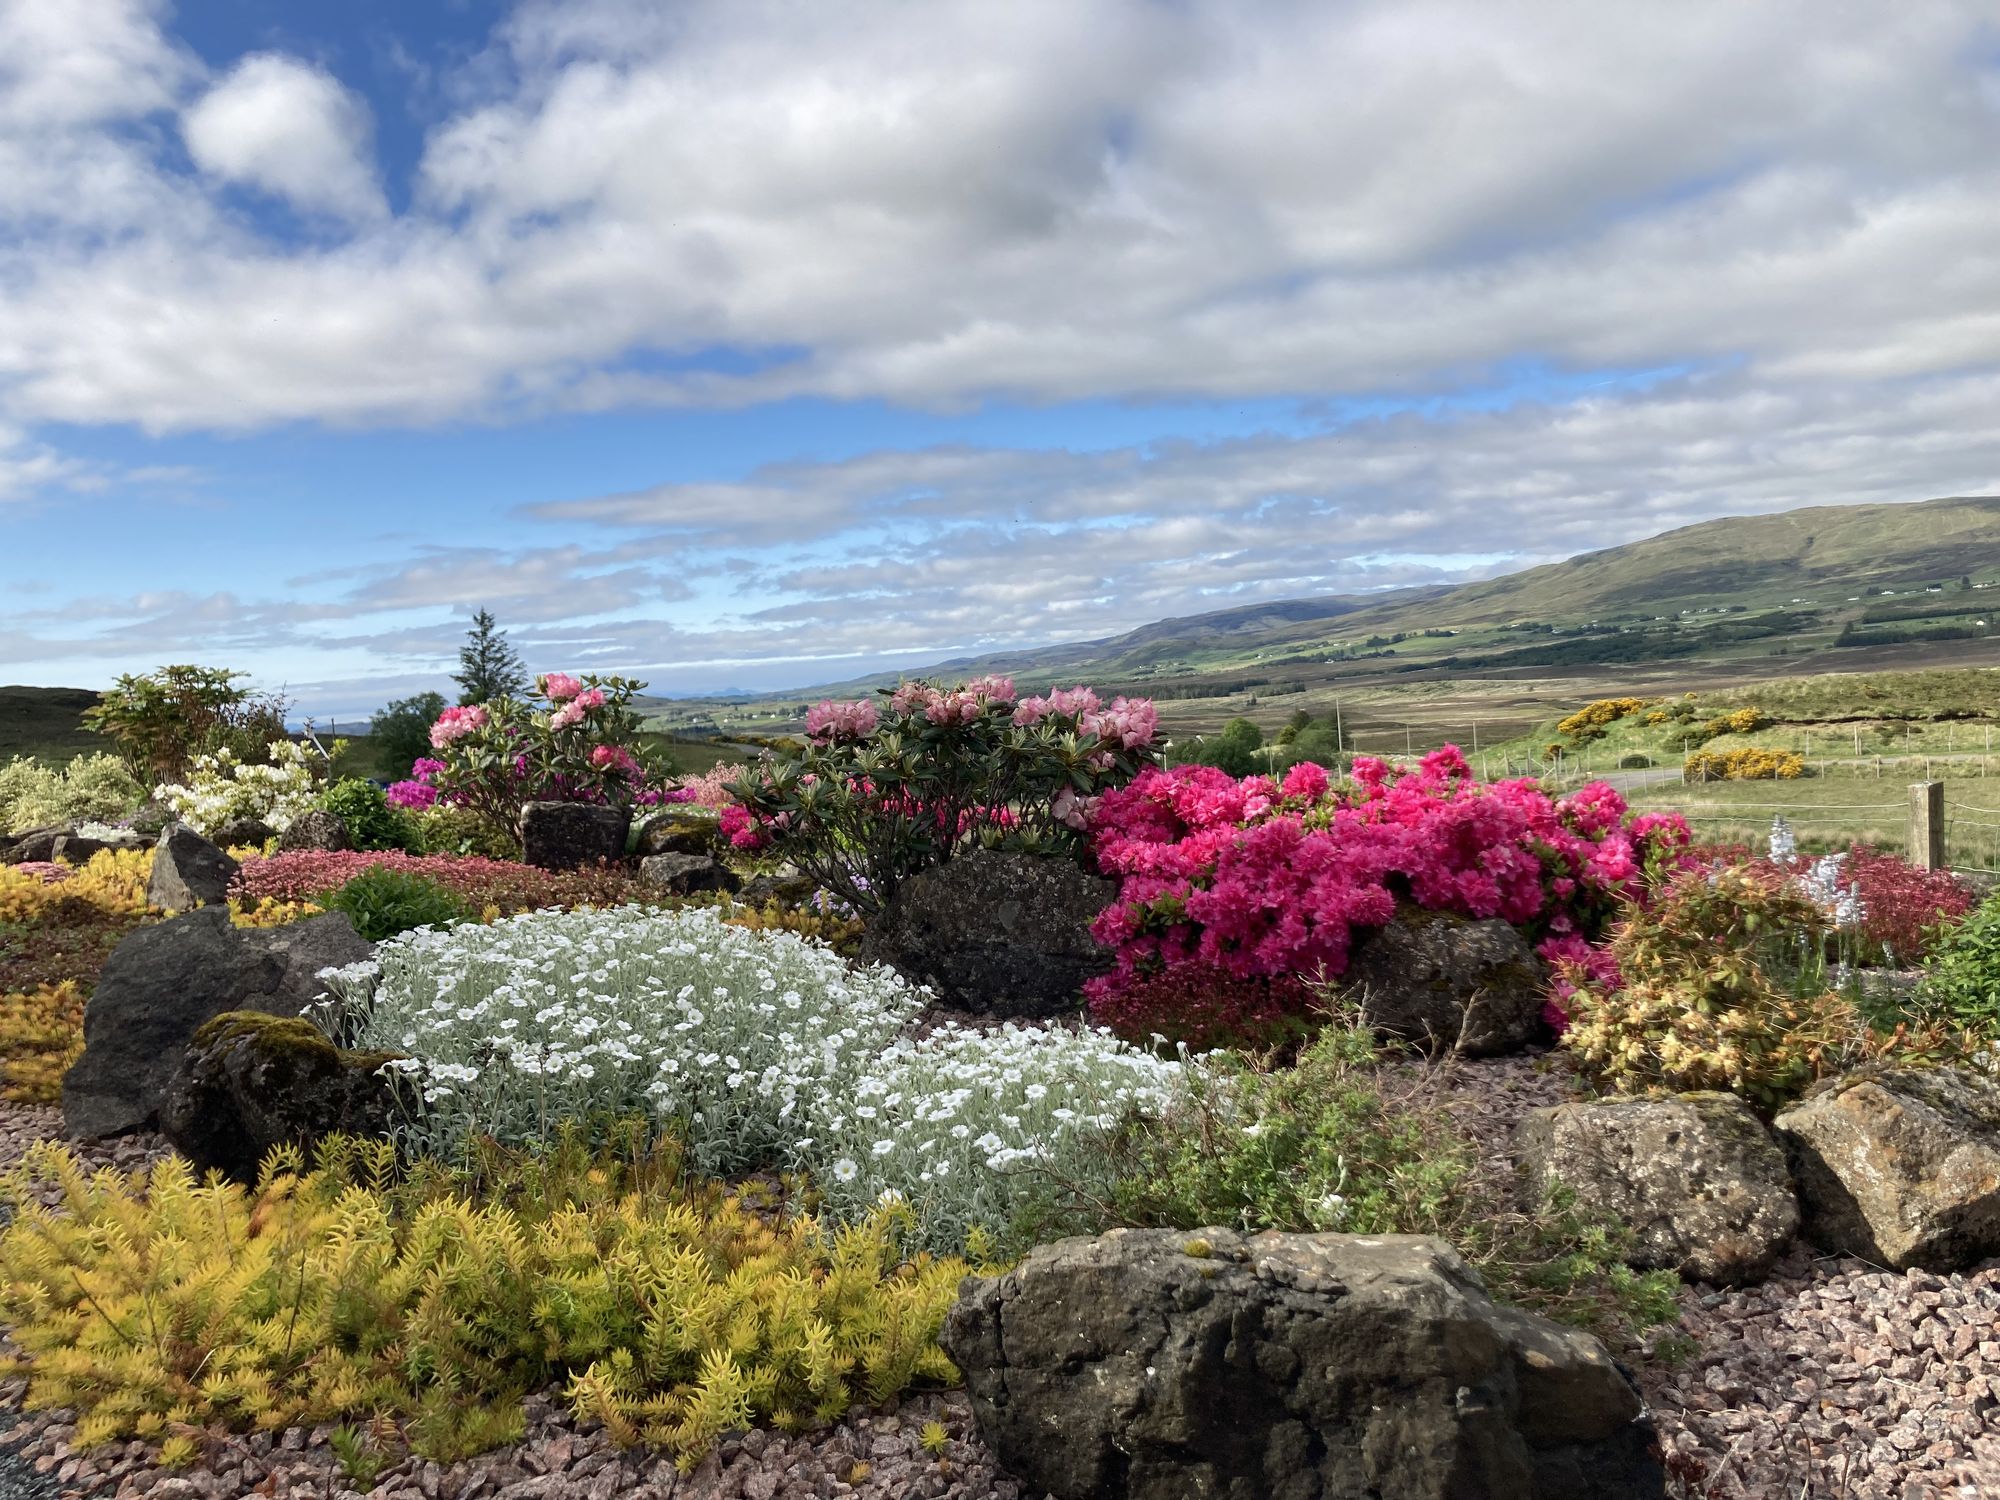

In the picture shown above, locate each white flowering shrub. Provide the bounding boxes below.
[0,753,144,835]
[317,906,1186,1251]
[811,1021,1183,1252]
[316,906,920,1176]
[157,740,322,835]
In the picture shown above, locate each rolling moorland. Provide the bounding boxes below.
[8,495,2000,862]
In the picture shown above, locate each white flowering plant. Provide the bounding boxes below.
[316,905,1186,1250]
[157,740,325,836]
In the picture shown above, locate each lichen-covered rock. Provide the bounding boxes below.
[634,807,722,857]
[738,868,818,909]
[859,849,1114,1018]
[62,906,373,1140]
[637,851,740,896]
[279,807,351,852]
[519,801,630,871]
[1345,905,1546,1054]
[1516,1093,1798,1284]
[943,1227,1661,1500]
[1775,1067,2000,1272]
[147,823,240,910]
[159,1012,401,1180]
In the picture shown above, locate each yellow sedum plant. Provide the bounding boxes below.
[0,848,153,923]
[0,981,85,1104]
[0,1135,966,1467]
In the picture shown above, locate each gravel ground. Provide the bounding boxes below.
[6,1059,2000,1499]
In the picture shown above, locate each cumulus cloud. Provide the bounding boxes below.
[0,0,1997,427]
[182,53,386,222]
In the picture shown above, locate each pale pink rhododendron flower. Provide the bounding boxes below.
[805,699,880,741]
[541,673,583,702]
[428,705,488,749]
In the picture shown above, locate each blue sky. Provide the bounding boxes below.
[3,1,1999,717]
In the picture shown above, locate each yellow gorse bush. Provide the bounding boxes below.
[0,848,153,923]
[1682,747,1806,781]
[0,981,85,1104]
[0,1135,966,1467]
[1555,697,1653,739]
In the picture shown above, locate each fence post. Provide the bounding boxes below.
[1910,781,1946,869]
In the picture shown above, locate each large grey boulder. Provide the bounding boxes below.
[1775,1067,2000,1272]
[2,825,68,865]
[637,851,739,896]
[859,849,1114,1018]
[1344,906,1546,1055]
[147,823,240,910]
[278,808,351,852]
[62,905,373,1140]
[159,1012,401,1182]
[210,817,277,849]
[519,801,630,871]
[1516,1093,1799,1285]
[943,1227,1660,1500]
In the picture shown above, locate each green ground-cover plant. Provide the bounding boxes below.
[1047,1014,1679,1344]
[0,1130,966,1466]
[321,865,474,941]
[1913,890,2000,1034]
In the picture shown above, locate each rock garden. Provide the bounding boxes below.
[3,669,2000,1499]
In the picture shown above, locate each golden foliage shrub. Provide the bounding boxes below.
[0,1133,966,1466]
[0,981,85,1104]
[1559,867,1956,1111]
[1682,747,1805,781]
[0,849,152,923]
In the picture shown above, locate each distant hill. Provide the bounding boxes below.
[644,495,2000,735]
[0,685,102,763]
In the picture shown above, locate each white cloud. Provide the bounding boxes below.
[0,0,1996,429]
[182,53,386,222]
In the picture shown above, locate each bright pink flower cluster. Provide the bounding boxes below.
[719,803,767,851]
[805,699,881,741]
[386,756,446,811]
[1085,747,1690,1037]
[428,705,488,749]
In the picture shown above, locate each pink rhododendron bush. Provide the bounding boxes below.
[388,672,659,842]
[1085,748,1692,1046]
[728,676,1160,915]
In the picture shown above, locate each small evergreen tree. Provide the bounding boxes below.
[453,610,527,706]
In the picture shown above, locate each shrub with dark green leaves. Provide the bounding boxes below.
[323,865,471,941]
[1915,891,2000,1035]
[319,778,419,852]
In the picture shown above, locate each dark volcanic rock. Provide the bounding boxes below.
[62,906,373,1140]
[637,851,740,896]
[1,825,68,865]
[278,807,351,852]
[210,817,277,849]
[859,849,1113,1019]
[1345,905,1547,1055]
[159,1011,401,1181]
[944,1226,1662,1500]
[147,823,240,910]
[520,801,630,871]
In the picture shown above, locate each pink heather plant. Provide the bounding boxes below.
[1085,747,1692,1044]
[730,675,1159,914]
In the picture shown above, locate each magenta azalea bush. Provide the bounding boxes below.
[388,673,657,842]
[1084,748,1692,1043]
[728,676,1160,914]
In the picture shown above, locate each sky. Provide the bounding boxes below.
[4,0,2000,717]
